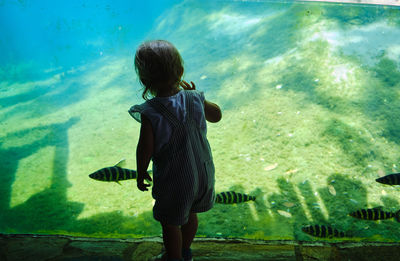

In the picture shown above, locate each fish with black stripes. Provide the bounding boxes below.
[89,159,138,185]
[376,173,400,185]
[301,225,348,238]
[215,191,256,204]
[348,207,400,222]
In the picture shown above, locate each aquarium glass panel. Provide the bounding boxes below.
[1,0,400,242]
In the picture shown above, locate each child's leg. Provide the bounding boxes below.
[161,222,182,260]
[181,212,198,249]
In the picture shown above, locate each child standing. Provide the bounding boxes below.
[129,40,222,261]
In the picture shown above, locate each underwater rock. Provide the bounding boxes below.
[283,202,295,208]
[277,210,292,218]
[328,185,336,196]
[285,169,298,174]
[378,169,386,177]
[264,163,278,171]
[349,199,358,204]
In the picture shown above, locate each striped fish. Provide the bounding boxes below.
[88,159,137,185]
[376,173,400,185]
[215,191,256,204]
[301,225,347,238]
[349,208,400,222]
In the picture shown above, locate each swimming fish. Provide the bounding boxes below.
[215,191,256,204]
[349,208,400,222]
[88,159,137,185]
[301,225,347,238]
[376,173,400,185]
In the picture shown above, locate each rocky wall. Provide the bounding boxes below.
[2,234,400,261]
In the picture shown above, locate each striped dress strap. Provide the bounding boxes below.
[147,99,182,128]
[184,91,195,121]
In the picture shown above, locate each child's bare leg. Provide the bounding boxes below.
[161,222,182,260]
[181,212,198,249]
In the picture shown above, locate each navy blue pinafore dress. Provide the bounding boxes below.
[129,90,215,225]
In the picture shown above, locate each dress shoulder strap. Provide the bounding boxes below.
[184,90,195,121]
[147,98,182,128]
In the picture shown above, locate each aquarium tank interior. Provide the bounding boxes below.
[1,0,400,243]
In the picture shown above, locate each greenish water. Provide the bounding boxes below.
[1,0,400,242]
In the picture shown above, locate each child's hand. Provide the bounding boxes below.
[180,80,196,90]
[137,171,152,191]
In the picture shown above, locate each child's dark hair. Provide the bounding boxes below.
[134,40,184,99]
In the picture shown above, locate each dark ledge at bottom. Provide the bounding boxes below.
[1,234,400,261]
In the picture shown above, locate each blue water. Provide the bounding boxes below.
[1,0,400,242]
[0,0,182,81]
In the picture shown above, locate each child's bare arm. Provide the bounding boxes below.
[136,114,153,191]
[204,100,222,123]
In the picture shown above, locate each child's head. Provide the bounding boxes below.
[134,40,184,99]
